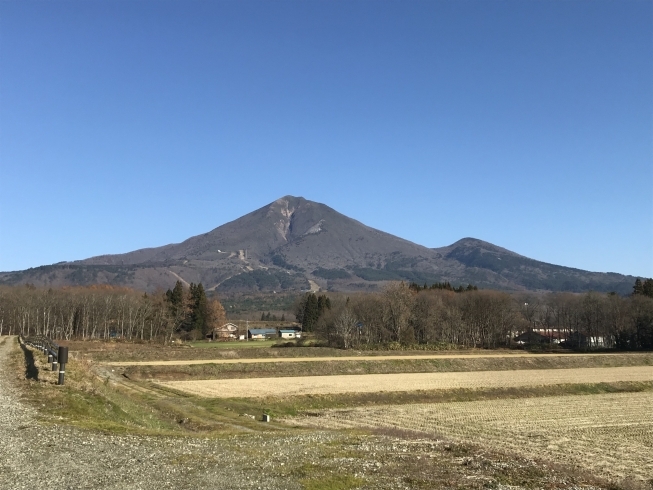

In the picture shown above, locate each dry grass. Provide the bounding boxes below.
[287,391,653,483]
[117,352,653,381]
[9,336,651,488]
[157,366,653,398]
[71,338,652,364]
[105,351,653,366]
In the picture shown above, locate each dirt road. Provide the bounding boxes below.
[157,365,653,398]
[104,351,639,366]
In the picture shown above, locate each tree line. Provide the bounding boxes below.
[0,281,226,342]
[260,312,286,321]
[294,292,332,332]
[1,278,651,350]
[310,280,653,350]
[408,282,478,293]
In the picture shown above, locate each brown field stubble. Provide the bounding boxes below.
[104,351,653,366]
[118,353,653,381]
[157,365,653,398]
[286,391,653,482]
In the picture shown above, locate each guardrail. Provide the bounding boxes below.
[21,335,69,385]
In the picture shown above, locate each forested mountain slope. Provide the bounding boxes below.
[0,196,636,294]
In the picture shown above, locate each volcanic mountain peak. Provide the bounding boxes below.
[0,195,636,295]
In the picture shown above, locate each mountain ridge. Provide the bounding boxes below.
[0,196,636,295]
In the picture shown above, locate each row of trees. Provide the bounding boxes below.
[260,312,286,321]
[0,282,226,342]
[164,281,226,338]
[312,281,653,350]
[408,282,479,293]
[633,278,653,298]
[294,293,332,331]
[1,278,651,349]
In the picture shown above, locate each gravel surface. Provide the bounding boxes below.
[0,337,303,489]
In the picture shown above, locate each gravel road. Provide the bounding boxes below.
[0,337,304,489]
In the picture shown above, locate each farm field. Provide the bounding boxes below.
[103,350,653,366]
[8,335,653,488]
[115,352,653,381]
[286,391,653,482]
[157,365,653,398]
[71,337,653,364]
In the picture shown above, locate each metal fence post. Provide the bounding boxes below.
[57,346,68,385]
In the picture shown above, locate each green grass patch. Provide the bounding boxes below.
[289,463,366,490]
[9,343,185,434]
[301,474,365,490]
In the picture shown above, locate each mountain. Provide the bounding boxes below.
[0,196,636,295]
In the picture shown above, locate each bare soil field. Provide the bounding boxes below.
[286,391,653,482]
[157,365,653,398]
[105,351,653,366]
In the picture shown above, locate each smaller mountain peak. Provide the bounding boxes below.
[452,237,488,247]
[448,237,522,257]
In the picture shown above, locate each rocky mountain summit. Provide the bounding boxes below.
[0,196,635,294]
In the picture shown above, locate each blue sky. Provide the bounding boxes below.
[1,0,651,277]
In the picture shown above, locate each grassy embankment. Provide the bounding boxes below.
[8,337,278,435]
[8,336,651,489]
[119,352,653,381]
[12,337,653,435]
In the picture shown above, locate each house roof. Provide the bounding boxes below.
[248,328,277,335]
[214,323,239,331]
[514,331,549,341]
[279,329,296,333]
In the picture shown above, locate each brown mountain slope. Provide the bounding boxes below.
[0,196,636,294]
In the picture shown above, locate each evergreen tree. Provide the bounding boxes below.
[302,293,319,331]
[165,280,190,333]
[167,280,184,311]
[643,279,653,299]
[281,314,285,321]
[317,295,327,317]
[189,283,208,335]
[261,313,265,321]
[294,294,307,324]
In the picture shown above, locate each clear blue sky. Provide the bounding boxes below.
[1,0,651,277]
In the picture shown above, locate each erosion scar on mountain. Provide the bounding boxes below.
[0,196,636,294]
